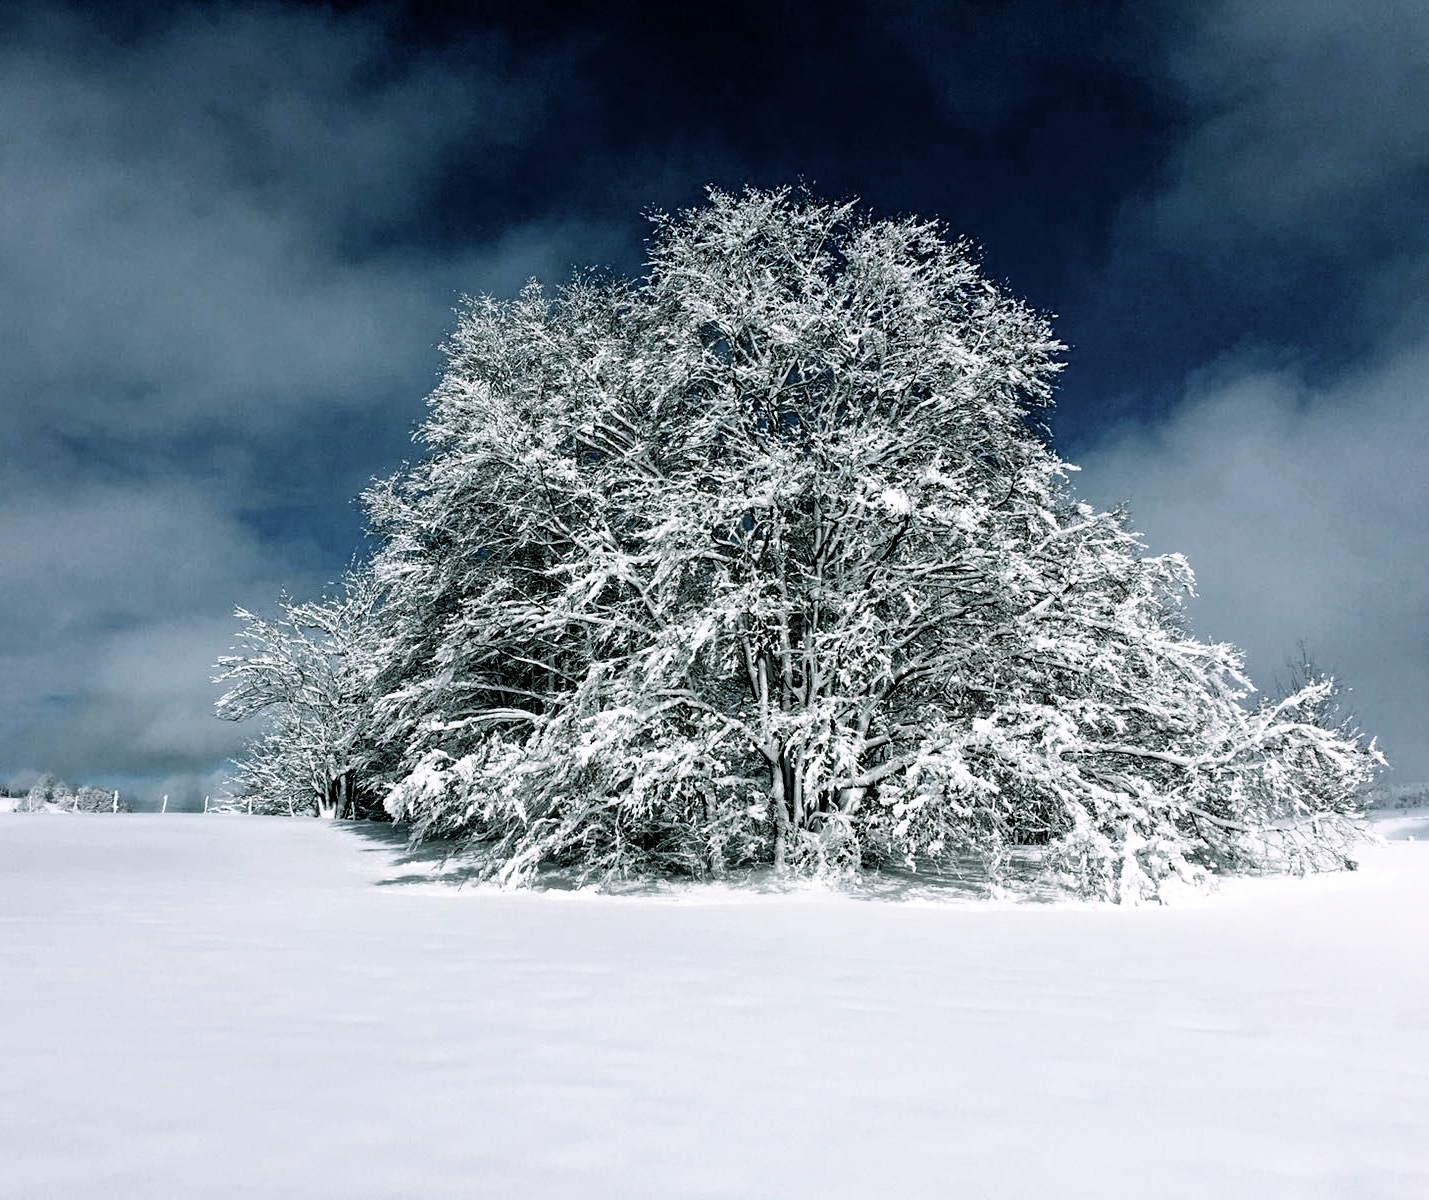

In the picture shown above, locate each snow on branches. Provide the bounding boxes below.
[221,187,1383,899]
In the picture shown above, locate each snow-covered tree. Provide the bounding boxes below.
[12,776,127,812]
[214,570,385,818]
[21,773,74,811]
[354,187,1381,897]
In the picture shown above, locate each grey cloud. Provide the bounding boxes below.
[1064,0,1429,782]
[20,617,253,782]
[6,3,528,232]
[0,480,292,795]
[1152,0,1429,249]
[0,4,640,801]
[0,3,585,449]
[0,480,275,641]
[81,617,251,767]
[1361,246,1429,355]
[1074,337,1429,778]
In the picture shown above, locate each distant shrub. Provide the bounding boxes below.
[75,785,128,812]
[1365,783,1429,810]
[21,773,72,811]
[11,775,129,813]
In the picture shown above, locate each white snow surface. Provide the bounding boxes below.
[2,813,1427,1198]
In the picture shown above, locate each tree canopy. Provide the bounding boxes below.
[218,187,1381,900]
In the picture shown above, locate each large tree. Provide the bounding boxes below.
[226,187,1381,898]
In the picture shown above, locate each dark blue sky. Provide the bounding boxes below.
[3,0,1426,804]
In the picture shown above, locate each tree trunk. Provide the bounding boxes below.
[324,772,352,820]
[771,765,790,872]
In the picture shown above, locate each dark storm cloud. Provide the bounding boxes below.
[0,2,628,804]
[0,478,278,796]
[0,2,572,449]
[1153,0,1429,252]
[1076,0,1429,778]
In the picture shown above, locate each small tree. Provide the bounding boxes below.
[214,570,384,818]
[73,786,126,812]
[21,774,73,812]
[352,187,1380,897]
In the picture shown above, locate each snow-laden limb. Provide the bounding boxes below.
[230,186,1383,897]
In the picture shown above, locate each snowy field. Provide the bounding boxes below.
[2,813,1427,1198]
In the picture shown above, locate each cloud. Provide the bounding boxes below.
[0,3,641,803]
[54,617,249,776]
[0,3,540,449]
[0,481,261,638]
[0,1,631,461]
[1061,1,1429,781]
[1074,337,1429,778]
[1151,0,1429,251]
[0,479,287,792]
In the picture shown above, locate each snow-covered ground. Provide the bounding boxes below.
[2,813,1426,1198]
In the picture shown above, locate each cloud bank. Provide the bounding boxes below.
[1076,0,1429,778]
[0,3,627,805]
[1153,0,1429,253]
[1076,342,1429,776]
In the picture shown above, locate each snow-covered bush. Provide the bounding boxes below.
[11,775,127,813]
[73,786,125,812]
[223,186,1382,898]
[18,774,72,812]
